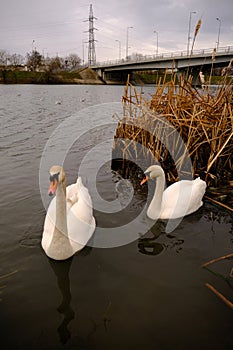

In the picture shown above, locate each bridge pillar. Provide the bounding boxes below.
[96,68,104,79]
[177,68,204,86]
[102,71,130,84]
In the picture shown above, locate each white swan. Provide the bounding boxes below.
[141,165,206,220]
[42,165,96,260]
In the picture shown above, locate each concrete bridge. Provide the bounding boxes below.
[92,46,233,84]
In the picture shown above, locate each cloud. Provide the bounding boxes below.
[0,0,232,62]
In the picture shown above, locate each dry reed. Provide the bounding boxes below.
[112,73,233,209]
[190,18,202,56]
[205,283,233,310]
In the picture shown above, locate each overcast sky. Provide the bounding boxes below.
[1,0,232,62]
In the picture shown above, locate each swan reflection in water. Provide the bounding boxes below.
[138,207,205,256]
[138,220,165,256]
[49,257,75,345]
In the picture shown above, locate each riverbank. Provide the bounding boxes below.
[0,67,105,85]
[0,67,231,85]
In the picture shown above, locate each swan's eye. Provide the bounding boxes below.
[49,172,60,183]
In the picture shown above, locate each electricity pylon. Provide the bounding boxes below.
[84,4,97,66]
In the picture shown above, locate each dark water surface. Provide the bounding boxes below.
[0,84,233,350]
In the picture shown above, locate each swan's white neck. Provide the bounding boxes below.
[147,171,165,220]
[55,182,67,234]
[47,181,73,259]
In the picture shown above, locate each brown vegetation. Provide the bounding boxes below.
[112,73,233,211]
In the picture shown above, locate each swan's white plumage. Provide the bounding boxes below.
[159,177,206,219]
[142,165,206,220]
[42,168,95,260]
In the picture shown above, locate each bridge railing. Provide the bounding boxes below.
[93,46,233,68]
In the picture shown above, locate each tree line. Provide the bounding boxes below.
[0,50,82,72]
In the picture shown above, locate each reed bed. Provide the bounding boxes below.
[112,74,233,210]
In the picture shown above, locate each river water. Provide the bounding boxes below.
[0,84,233,350]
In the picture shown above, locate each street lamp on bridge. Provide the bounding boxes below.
[126,26,133,59]
[115,40,121,60]
[216,17,222,51]
[154,30,158,56]
[32,39,35,53]
[187,11,196,55]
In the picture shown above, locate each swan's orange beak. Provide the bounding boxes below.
[140,175,149,185]
[48,179,58,196]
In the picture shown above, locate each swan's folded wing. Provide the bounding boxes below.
[66,177,85,206]
[162,179,206,218]
[190,178,206,207]
[67,180,96,246]
[67,210,95,247]
[66,183,79,205]
[70,185,94,224]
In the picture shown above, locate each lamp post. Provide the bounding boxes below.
[31,40,36,71]
[82,40,86,66]
[32,39,35,53]
[42,48,46,57]
[115,40,121,60]
[216,17,221,51]
[42,48,47,65]
[154,30,158,56]
[126,26,133,59]
[187,11,196,55]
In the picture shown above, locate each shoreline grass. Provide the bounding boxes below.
[112,73,233,210]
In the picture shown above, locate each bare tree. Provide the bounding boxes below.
[65,53,81,70]
[0,50,8,65]
[47,56,64,73]
[8,53,24,66]
[128,52,144,61]
[26,50,43,71]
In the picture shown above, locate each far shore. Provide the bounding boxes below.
[0,67,231,85]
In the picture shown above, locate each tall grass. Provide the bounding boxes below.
[113,74,233,208]
[190,18,202,56]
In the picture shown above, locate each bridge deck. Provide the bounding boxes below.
[92,46,233,71]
